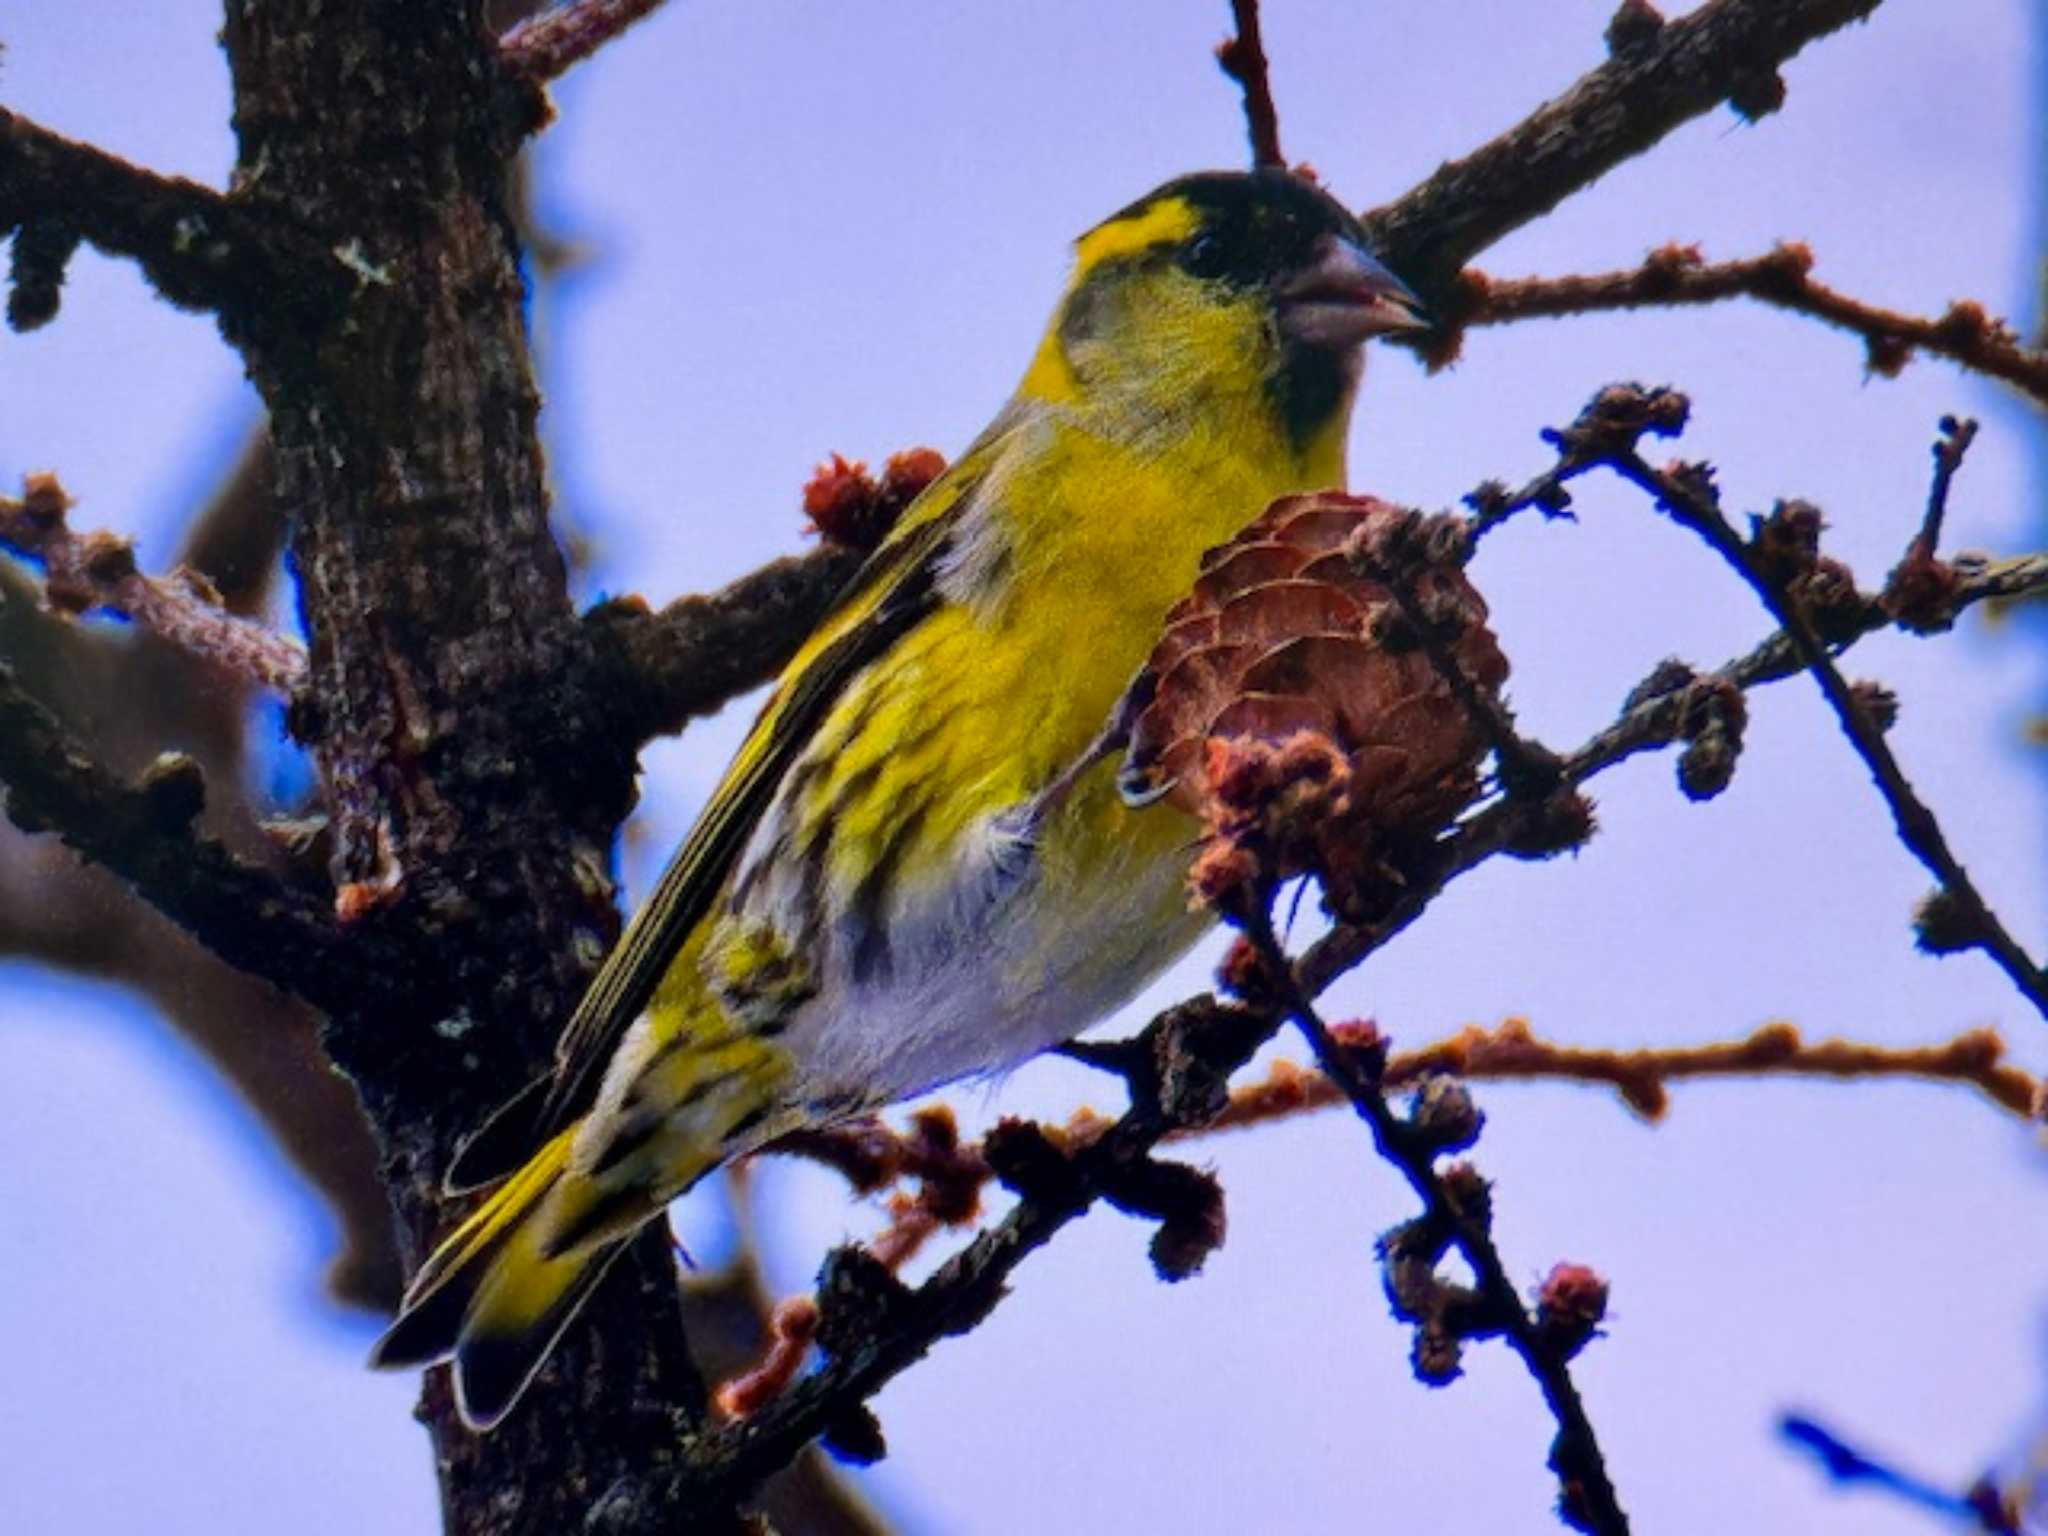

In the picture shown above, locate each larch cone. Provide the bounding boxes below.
[1121,492,1510,917]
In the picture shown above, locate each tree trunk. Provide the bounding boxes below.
[217,5,731,1529]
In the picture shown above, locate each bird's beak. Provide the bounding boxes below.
[1276,235,1430,348]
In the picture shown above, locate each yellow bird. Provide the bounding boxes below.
[371,169,1426,1427]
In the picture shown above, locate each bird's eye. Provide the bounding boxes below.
[1179,232,1226,278]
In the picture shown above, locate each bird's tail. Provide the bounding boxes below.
[368,1127,650,1430]
[372,1015,799,1428]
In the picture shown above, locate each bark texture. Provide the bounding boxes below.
[217,6,726,1529]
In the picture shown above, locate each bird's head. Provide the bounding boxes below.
[1023,169,1426,451]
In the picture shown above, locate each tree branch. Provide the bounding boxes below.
[1358,0,1886,290]
[498,0,672,84]
[583,543,865,744]
[1,472,307,692]
[0,106,333,327]
[1589,402,2048,1024]
[0,663,424,1017]
[1780,1413,2023,1534]
[1207,1019,2044,1130]
[732,1014,2039,1407]
[215,6,718,1526]
[1441,244,2048,405]
[1239,911,1628,1536]
[0,436,398,1307]
[1216,0,1286,170]
[1300,400,2048,1001]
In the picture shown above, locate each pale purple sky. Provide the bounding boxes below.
[2,4,2044,1533]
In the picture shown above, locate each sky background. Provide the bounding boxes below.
[2,3,2044,1532]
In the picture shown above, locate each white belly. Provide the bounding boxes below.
[775,803,1211,1110]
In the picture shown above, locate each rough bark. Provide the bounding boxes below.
[215,5,723,1529]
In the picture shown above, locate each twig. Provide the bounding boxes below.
[1569,552,2048,783]
[773,1104,1110,1281]
[0,664,425,1018]
[1349,519,1563,798]
[1,473,307,693]
[1238,910,1629,1535]
[0,436,394,1306]
[1206,1019,2043,1129]
[715,1298,821,1421]
[1359,0,1887,291]
[498,0,671,84]
[0,107,336,325]
[1586,406,2048,1025]
[742,1014,2039,1386]
[1780,1414,2022,1534]
[1216,0,1286,169]
[735,1014,2038,1400]
[1465,456,1591,545]
[1447,245,2048,405]
[1914,415,1979,557]
[1295,539,2048,999]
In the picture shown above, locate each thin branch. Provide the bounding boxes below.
[498,0,672,84]
[771,1104,1105,1283]
[720,430,2048,1480]
[1359,0,1887,290]
[1,472,307,693]
[715,1298,821,1420]
[1914,415,1979,557]
[1350,518,1564,799]
[0,106,332,324]
[1216,0,1286,170]
[1465,455,1590,546]
[1446,245,2048,405]
[0,664,424,1018]
[1239,910,1628,1535]
[1589,411,2048,1024]
[0,441,395,1306]
[1561,550,2048,785]
[1205,1019,2044,1130]
[1780,1414,2022,1534]
[1299,410,2048,1002]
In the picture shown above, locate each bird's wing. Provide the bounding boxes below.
[447,436,1006,1190]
